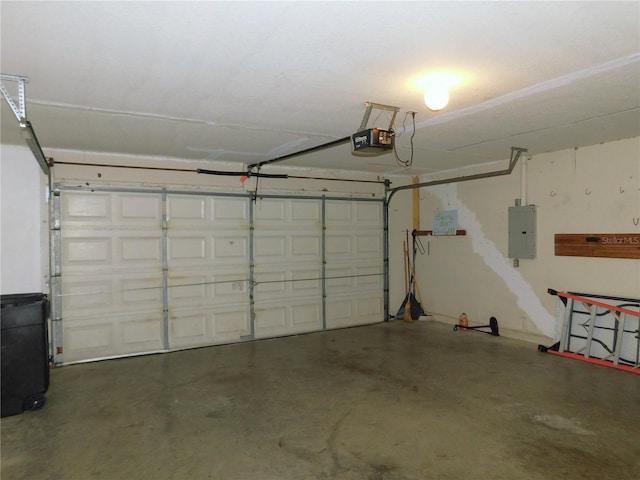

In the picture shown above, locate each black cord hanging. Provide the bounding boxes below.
[393,111,416,168]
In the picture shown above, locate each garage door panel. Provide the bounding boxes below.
[357,295,384,316]
[167,195,248,229]
[63,236,113,265]
[325,267,351,290]
[213,197,249,224]
[213,235,248,260]
[255,199,320,225]
[167,271,248,306]
[355,265,384,287]
[62,192,111,224]
[326,201,381,227]
[169,305,250,349]
[326,265,382,292]
[254,200,286,223]
[356,235,383,255]
[121,236,162,262]
[253,198,323,337]
[167,232,248,265]
[291,269,322,292]
[291,235,321,256]
[62,278,113,310]
[254,267,322,300]
[63,310,164,363]
[118,194,162,225]
[292,303,322,327]
[62,232,163,272]
[291,200,321,223]
[254,299,322,338]
[326,233,381,258]
[325,201,383,328]
[62,192,162,227]
[62,274,162,316]
[65,322,112,352]
[326,299,352,329]
[212,274,248,298]
[171,313,207,342]
[327,295,383,329]
[121,277,163,304]
[167,196,206,224]
[255,305,287,332]
[254,234,323,264]
[122,317,163,345]
[165,193,250,352]
[168,236,207,261]
[254,271,286,295]
[60,190,164,363]
[254,236,286,259]
[354,202,382,224]
[326,235,352,255]
[168,277,207,302]
[325,202,351,222]
[215,309,250,335]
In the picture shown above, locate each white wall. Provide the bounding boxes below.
[411,137,640,343]
[0,143,48,294]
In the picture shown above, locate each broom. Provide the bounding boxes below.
[403,240,413,322]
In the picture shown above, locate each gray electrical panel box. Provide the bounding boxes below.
[508,205,536,259]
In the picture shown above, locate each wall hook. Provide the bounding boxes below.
[620,186,625,194]
[634,217,639,226]
[585,188,591,195]
[549,190,556,197]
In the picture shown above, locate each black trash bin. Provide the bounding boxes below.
[1,293,50,418]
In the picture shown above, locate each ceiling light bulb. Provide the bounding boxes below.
[424,85,449,111]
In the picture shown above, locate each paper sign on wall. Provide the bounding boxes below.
[433,210,458,235]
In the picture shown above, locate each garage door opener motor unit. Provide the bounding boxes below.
[352,102,399,155]
[352,128,394,153]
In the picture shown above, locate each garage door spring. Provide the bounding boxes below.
[55,272,384,297]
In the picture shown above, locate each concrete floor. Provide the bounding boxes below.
[2,320,639,480]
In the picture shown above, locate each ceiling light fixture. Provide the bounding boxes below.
[424,85,449,111]
[412,71,464,112]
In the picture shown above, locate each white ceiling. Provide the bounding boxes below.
[1,1,639,176]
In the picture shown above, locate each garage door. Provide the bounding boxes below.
[166,194,251,350]
[54,187,384,364]
[58,191,165,363]
[253,198,323,338]
[325,200,384,328]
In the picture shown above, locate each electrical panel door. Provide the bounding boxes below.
[508,205,536,259]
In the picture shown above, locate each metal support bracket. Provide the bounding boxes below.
[1,73,50,174]
[0,73,28,122]
[358,102,400,131]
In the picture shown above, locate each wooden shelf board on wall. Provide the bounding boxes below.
[414,229,467,237]
[555,234,640,259]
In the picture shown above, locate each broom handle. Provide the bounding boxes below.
[405,230,411,288]
[403,241,408,293]
[403,243,413,322]
[408,255,424,306]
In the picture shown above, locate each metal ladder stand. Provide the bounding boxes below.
[545,289,640,373]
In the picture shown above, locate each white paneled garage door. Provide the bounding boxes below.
[253,198,323,338]
[166,194,251,350]
[59,191,165,363]
[55,187,384,364]
[326,200,384,328]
